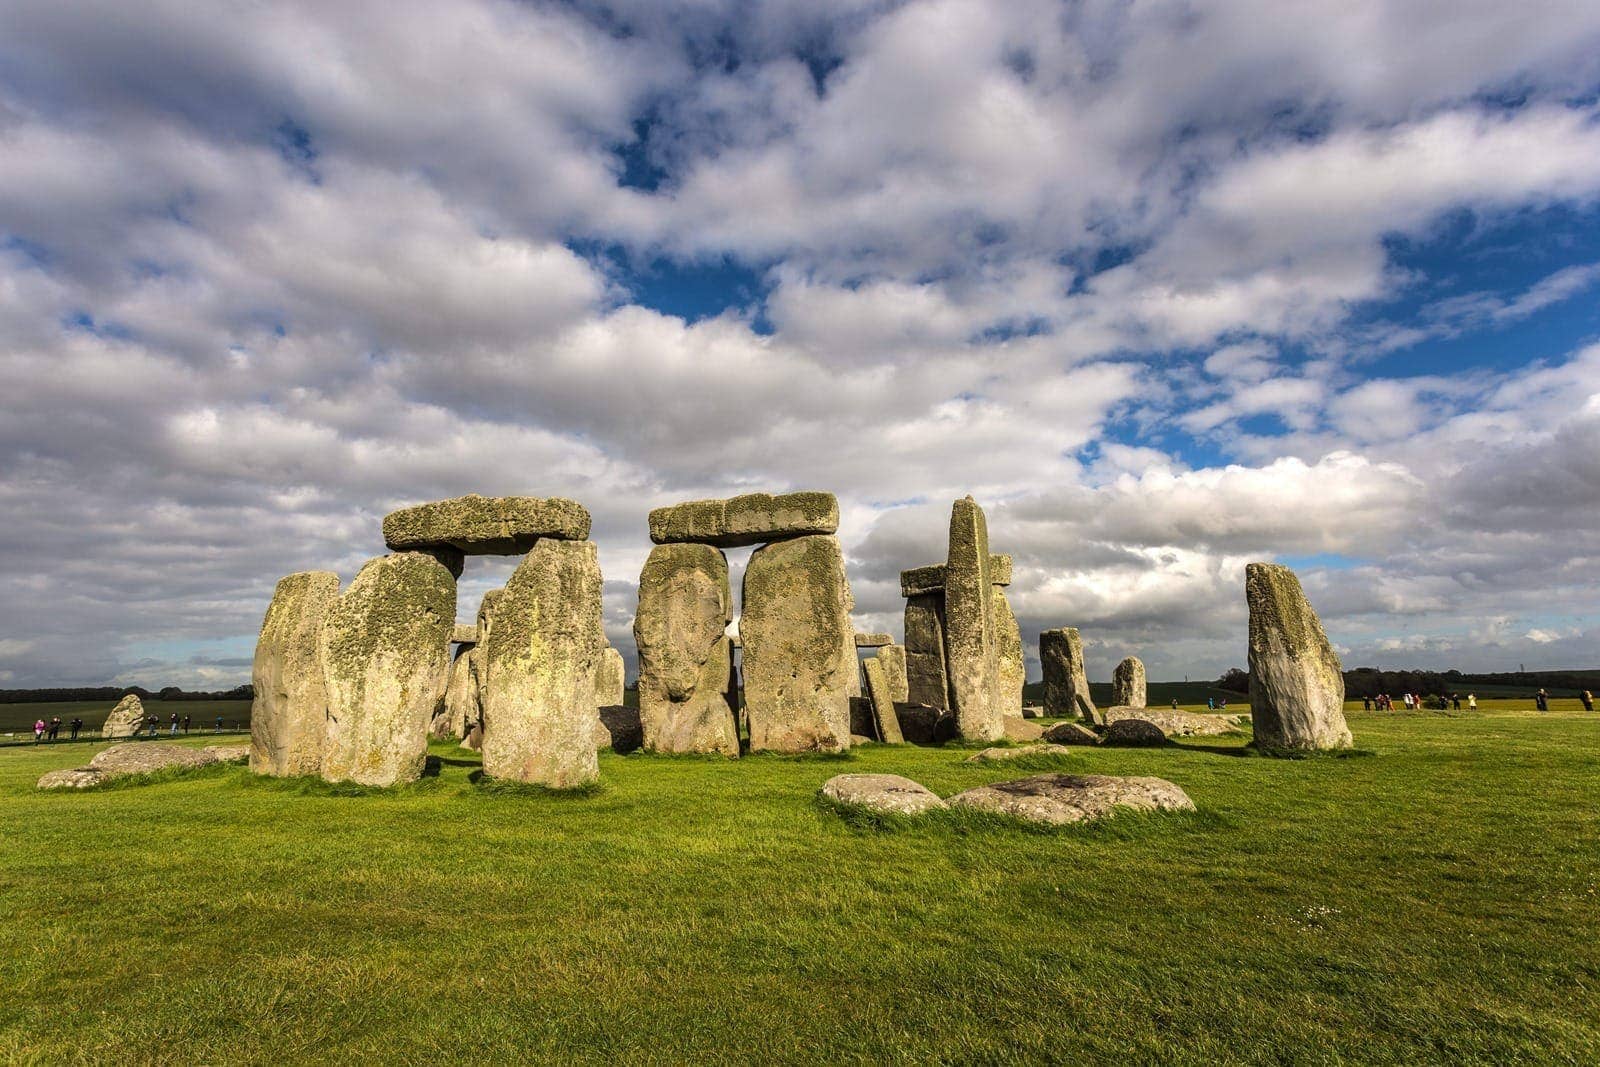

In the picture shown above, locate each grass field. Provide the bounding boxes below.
[2,707,1597,1063]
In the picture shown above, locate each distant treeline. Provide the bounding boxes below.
[0,685,254,704]
[1216,667,1599,698]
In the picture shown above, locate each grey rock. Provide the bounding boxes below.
[1101,718,1168,747]
[250,570,338,777]
[853,632,894,648]
[382,494,591,554]
[635,543,737,756]
[1102,706,1244,737]
[903,593,949,711]
[649,491,838,548]
[1111,656,1147,709]
[820,773,947,815]
[965,743,1074,763]
[1040,628,1098,723]
[944,497,1002,742]
[594,646,626,709]
[594,704,643,753]
[102,694,145,740]
[451,624,479,645]
[1002,716,1044,742]
[874,645,909,704]
[1041,721,1102,745]
[899,554,1013,597]
[993,586,1024,718]
[948,773,1196,825]
[863,656,904,744]
[1246,563,1352,751]
[37,768,105,790]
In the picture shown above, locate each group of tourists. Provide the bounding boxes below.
[31,717,83,742]
[1364,693,1476,712]
[29,710,235,742]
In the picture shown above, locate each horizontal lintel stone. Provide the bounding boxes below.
[383,494,590,555]
[648,491,838,548]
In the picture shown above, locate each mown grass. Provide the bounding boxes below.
[1,709,1597,1064]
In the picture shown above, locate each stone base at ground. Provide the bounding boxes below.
[820,773,947,815]
[948,773,1195,825]
[965,744,1075,763]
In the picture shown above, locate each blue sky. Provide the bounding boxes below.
[1,0,1599,687]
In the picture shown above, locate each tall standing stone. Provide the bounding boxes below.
[993,586,1025,719]
[320,553,456,786]
[251,571,339,776]
[875,645,909,704]
[634,543,737,756]
[943,497,1002,742]
[434,645,478,740]
[742,534,854,752]
[482,540,603,787]
[1112,656,1147,709]
[904,594,949,709]
[1040,628,1097,722]
[102,693,146,740]
[1246,563,1351,751]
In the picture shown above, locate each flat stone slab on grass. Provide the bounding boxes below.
[820,773,947,815]
[40,742,251,790]
[37,768,105,790]
[966,744,1075,763]
[1002,716,1044,742]
[1101,718,1168,747]
[649,491,838,548]
[1103,707,1245,737]
[949,773,1195,825]
[1041,721,1101,745]
[383,494,591,554]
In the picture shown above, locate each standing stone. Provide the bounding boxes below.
[742,534,854,753]
[1040,628,1098,723]
[863,656,904,744]
[1246,562,1352,751]
[634,543,737,756]
[102,693,146,740]
[320,553,456,786]
[1111,656,1147,709]
[461,589,502,750]
[482,540,603,786]
[904,593,949,710]
[594,646,625,708]
[875,645,909,704]
[943,497,1002,742]
[993,586,1025,719]
[251,571,339,776]
[433,645,478,740]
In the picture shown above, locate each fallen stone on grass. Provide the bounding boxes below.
[36,768,105,790]
[948,773,1195,825]
[202,744,250,763]
[1101,718,1168,747]
[820,773,947,815]
[1040,721,1101,745]
[965,743,1075,763]
[1102,707,1245,737]
[39,741,250,790]
[1002,716,1044,742]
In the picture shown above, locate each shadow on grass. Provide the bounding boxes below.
[816,793,1231,839]
[467,771,605,799]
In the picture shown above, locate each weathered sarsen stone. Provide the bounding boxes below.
[432,645,478,740]
[251,570,339,776]
[1112,656,1147,709]
[993,586,1025,718]
[741,534,854,752]
[482,539,604,786]
[383,494,591,554]
[320,553,456,787]
[102,693,145,739]
[1246,562,1351,751]
[875,645,909,704]
[863,656,904,744]
[949,773,1195,826]
[899,555,1012,597]
[649,491,838,548]
[944,497,1002,741]
[1040,627,1097,723]
[903,593,949,710]
[594,646,625,708]
[635,543,737,756]
[820,773,947,815]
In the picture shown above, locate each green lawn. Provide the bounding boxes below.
[2,708,1597,1063]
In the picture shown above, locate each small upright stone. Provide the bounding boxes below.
[903,593,949,710]
[874,645,909,703]
[1246,562,1351,752]
[1111,656,1147,709]
[594,646,626,708]
[383,494,591,555]
[1040,627,1097,723]
[250,571,339,776]
[635,543,737,756]
[482,540,604,786]
[943,497,1001,741]
[649,491,838,548]
[433,646,478,740]
[993,586,1024,718]
[741,534,854,752]
[320,553,456,786]
[102,694,145,740]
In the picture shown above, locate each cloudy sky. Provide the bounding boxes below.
[2,0,1599,689]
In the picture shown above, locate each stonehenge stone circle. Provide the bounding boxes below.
[320,552,456,787]
[949,773,1195,825]
[382,494,590,555]
[649,491,838,548]
[874,644,909,704]
[903,592,949,710]
[944,497,1003,742]
[482,539,603,787]
[993,586,1024,719]
[1040,627,1098,723]
[863,655,904,744]
[102,693,145,739]
[741,533,855,752]
[1246,562,1352,752]
[634,543,738,756]
[1111,656,1147,709]
[250,570,339,776]
[594,645,626,708]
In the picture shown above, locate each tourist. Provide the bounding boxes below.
[1362,696,1372,711]
[33,718,45,743]
[70,717,82,740]
[1535,689,1549,712]
[170,712,180,735]
[1583,691,1595,712]
[215,715,223,733]
[1467,694,1477,711]
[1452,693,1461,710]
[49,716,61,740]
[183,714,192,734]
[1206,697,1215,711]
[146,714,159,736]
[1402,692,1413,711]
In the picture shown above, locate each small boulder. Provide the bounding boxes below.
[1041,721,1101,745]
[965,744,1075,763]
[820,773,947,816]
[1102,718,1168,747]
[37,768,105,790]
[948,773,1195,825]
[1002,716,1044,742]
[102,694,145,740]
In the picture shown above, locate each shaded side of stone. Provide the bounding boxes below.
[1039,627,1097,723]
[863,656,904,744]
[904,593,949,710]
[875,645,909,704]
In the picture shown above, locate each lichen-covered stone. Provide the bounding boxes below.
[1002,716,1044,742]
[853,632,893,648]
[320,553,456,787]
[1102,717,1167,747]
[431,645,478,740]
[649,491,838,548]
[820,773,946,815]
[993,586,1024,719]
[594,645,625,708]
[38,768,104,790]
[635,543,737,756]
[949,773,1195,825]
[1040,627,1097,723]
[1246,562,1351,751]
[1041,721,1101,745]
[904,593,949,710]
[250,570,339,777]
[451,623,479,645]
[875,645,909,704]
[899,555,1012,597]
[944,497,1002,742]
[863,656,904,744]
[482,539,603,786]
[1112,656,1147,708]
[382,494,591,554]
[1103,707,1244,737]
[741,534,854,753]
[102,694,145,739]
